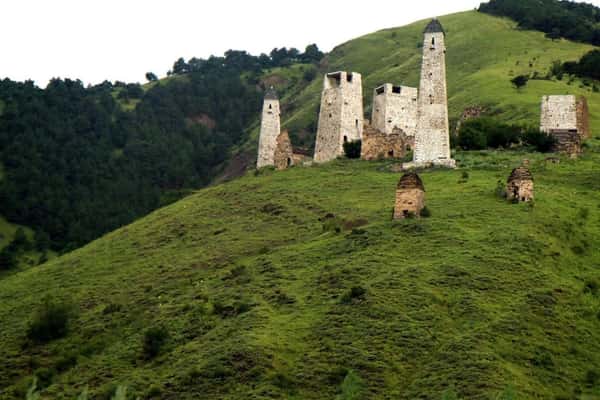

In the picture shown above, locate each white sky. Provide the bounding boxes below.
[2,0,599,87]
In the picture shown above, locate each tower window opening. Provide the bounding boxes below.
[355,119,359,127]
[347,73,354,83]
[344,136,348,143]
[392,86,402,94]
[432,37,435,45]
[329,113,333,118]
[269,104,272,110]
[326,72,342,88]
[376,86,385,95]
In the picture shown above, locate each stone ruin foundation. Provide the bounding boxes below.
[274,130,294,170]
[361,123,414,161]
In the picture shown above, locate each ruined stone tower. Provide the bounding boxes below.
[314,72,364,163]
[257,87,281,168]
[372,84,418,137]
[413,19,455,168]
[541,95,590,139]
[540,95,590,157]
[273,130,294,170]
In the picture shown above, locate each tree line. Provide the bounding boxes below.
[479,0,600,45]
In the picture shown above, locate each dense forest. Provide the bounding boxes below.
[0,46,323,255]
[479,0,600,45]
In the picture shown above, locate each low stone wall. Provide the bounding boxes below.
[361,125,413,161]
[549,129,582,157]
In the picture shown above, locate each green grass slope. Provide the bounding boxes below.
[1,10,600,400]
[259,11,599,150]
[1,141,599,399]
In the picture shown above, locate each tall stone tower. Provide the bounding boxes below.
[372,84,418,136]
[314,71,364,163]
[413,19,455,168]
[541,95,590,139]
[257,87,281,168]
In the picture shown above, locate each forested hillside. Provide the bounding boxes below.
[0,47,322,255]
[479,0,600,45]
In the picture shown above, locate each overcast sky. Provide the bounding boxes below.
[2,0,599,87]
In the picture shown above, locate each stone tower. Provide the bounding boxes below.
[314,71,364,163]
[541,95,590,139]
[257,87,281,169]
[413,19,455,168]
[540,95,590,156]
[372,84,418,137]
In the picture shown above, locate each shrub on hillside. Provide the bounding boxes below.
[142,326,169,359]
[343,140,362,159]
[522,129,556,152]
[458,118,520,150]
[511,74,529,89]
[341,286,367,304]
[421,206,432,218]
[0,228,32,271]
[27,297,71,343]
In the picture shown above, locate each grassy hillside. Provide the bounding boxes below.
[1,139,600,399]
[1,10,600,400]
[240,10,599,157]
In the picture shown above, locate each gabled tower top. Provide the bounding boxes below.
[264,86,279,100]
[424,18,445,35]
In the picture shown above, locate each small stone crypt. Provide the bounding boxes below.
[394,172,426,219]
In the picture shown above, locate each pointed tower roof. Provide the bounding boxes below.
[264,86,279,100]
[398,172,425,191]
[508,166,533,183]
[424,18,445,35]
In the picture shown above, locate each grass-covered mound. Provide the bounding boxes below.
[1,139,599,399]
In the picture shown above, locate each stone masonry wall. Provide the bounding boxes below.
[371,84,418,136]
[414,31,453,166]
[394,188,425,219]
[507,179,534,203]
[257,98,281,168]
[314,72,364,163]
[361,124,413,161]
[549,129,582,157]
[274,130,294,170]
[540,95,578,134]
[577,96,590,140]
